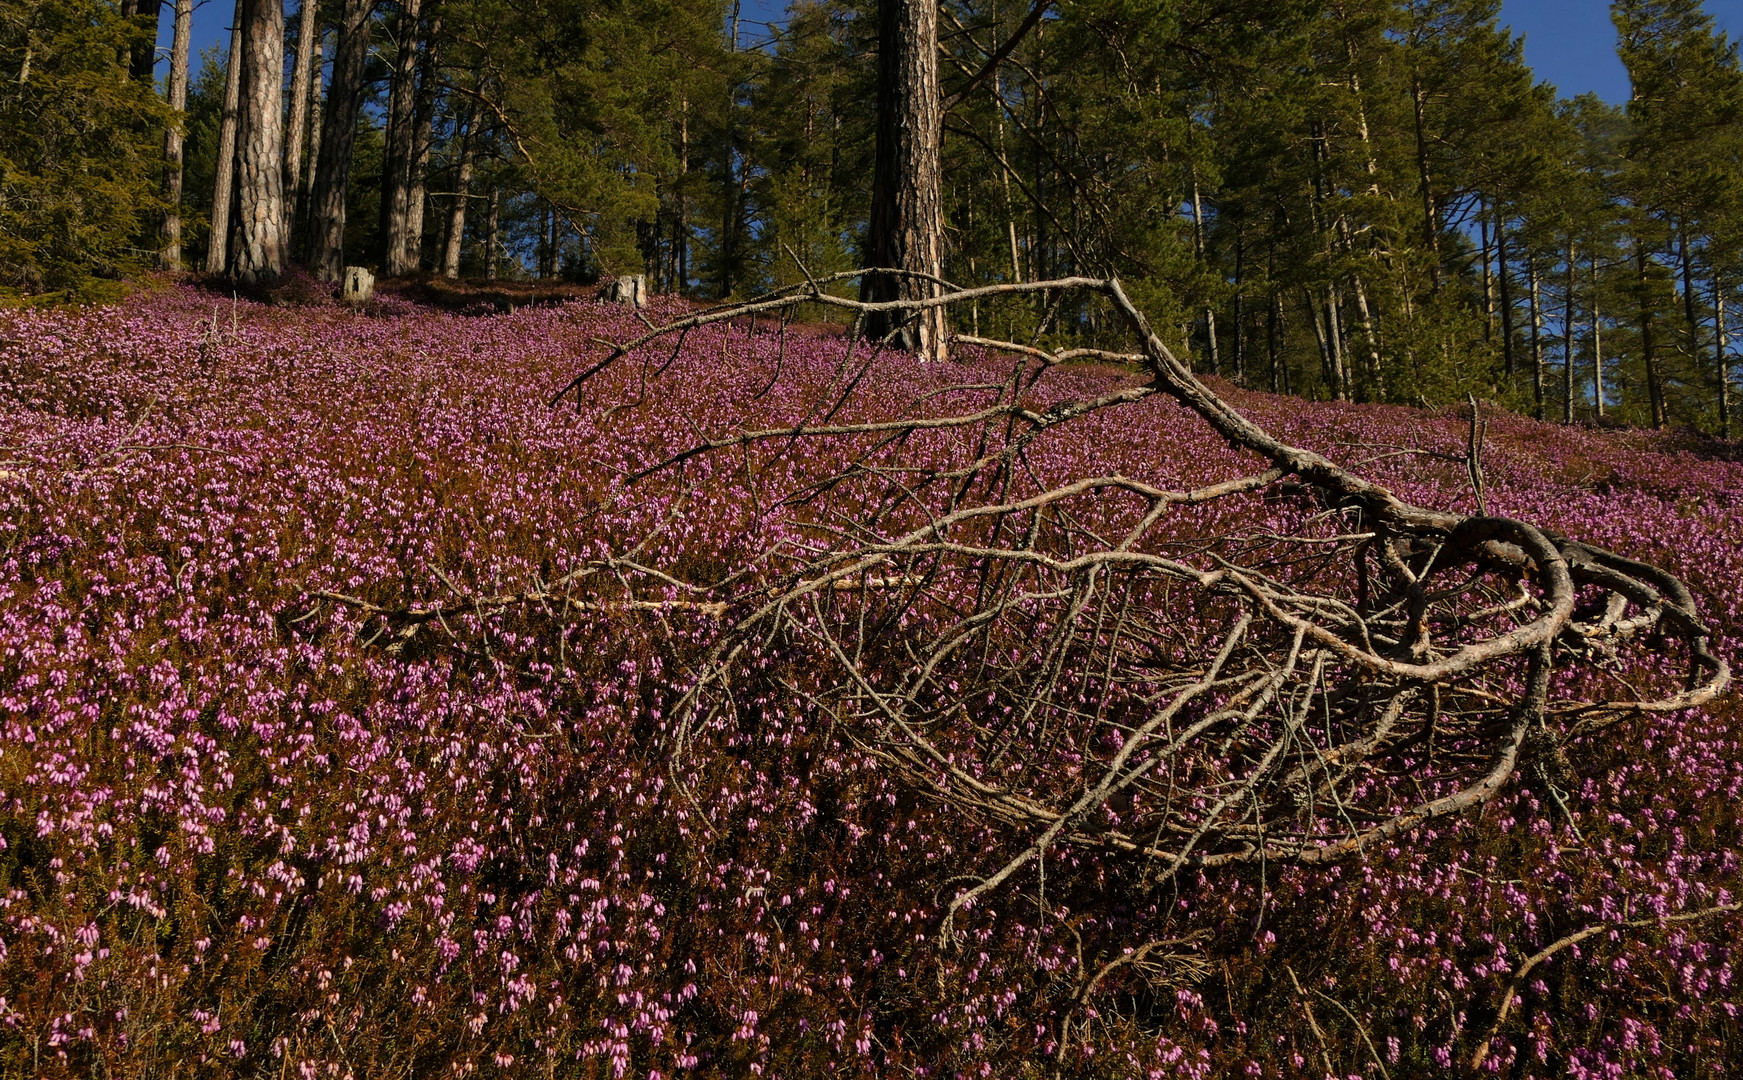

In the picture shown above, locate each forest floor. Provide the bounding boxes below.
[1,284,1740,1078]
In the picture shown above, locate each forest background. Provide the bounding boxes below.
[1,0,1740,433]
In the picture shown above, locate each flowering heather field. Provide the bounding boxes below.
[2,284,1741,1079]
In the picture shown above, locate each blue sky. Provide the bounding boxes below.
[1500,0,1741,102]
[160,0,1742,105]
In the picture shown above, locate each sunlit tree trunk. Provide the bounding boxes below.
[442,103,475,279]
[484,188,499,280]
[1527,256,1544,419]
[159,0,192,270]
[379,0,422,275]
[1592,256,1604,419]
[204,3,243,274]
[293,30,325,262]
[231,0,287,282]
[283,0,319,239]
[1563,240,1576,423]
[861,0,946,360]
[1718,278,1731,439]
[306,0,373,281]
[403,13,442,271]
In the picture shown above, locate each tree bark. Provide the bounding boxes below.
[1527,256,1544,420]
[1591,257,1603,419]
[283,0,319,239]
[378,0,423,275]
[484,187,499,280]
[1190,176,1220,375]
[1562,240,1576,424]
[230,0,287,282]
[204,3,244,275]
[306,0,373,281]
[1718,278,1730,440]
[403,12,442,271]
[159,0,192,270]
[1637,247,1666,429]
[441,103,475,279]
[294,29,325,261]
[1410,78,1442,292]
[861,0,946,360]
[1494,204,1515,378]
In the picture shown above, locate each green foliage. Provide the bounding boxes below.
[0,0,167,298]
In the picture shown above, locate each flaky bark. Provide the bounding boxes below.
[203,4,243,275]
[159,0,192,270]
[861,0,946,360]
[231,0,287,282]
[306,0,374,281]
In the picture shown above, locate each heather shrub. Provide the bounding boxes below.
[0,287,1738,1078]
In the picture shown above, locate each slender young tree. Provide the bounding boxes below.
[378,0,423,275]
[159,0,193,269]
[403,10,443,271]
[305,0,374,280]
[442,102,476,279]
[283,0,319,238]
[204,4,243,274]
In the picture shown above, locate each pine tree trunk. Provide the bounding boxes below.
[1267,290,1282,395]
[306,0,373,281]
[1479,201,1495,338]
[675,98,689,293]
[1190,177,1219,375]
[283,0,319,239]
[1231,227,1245,385]
[1494,205,1515,378]
[159,0,192,270]
[1562,240,1576,424]
[1637,247,1665,429]
[1592,257,1604,419]
[294,31,325,262]
[1679,228,1704,392]
[1527,256,1544,420]
[484,188,499,280]
[1410,79,1442,292]
[1717,279,1730,440]
[204,4,244,274]
[404,12,443,271]
[861,0,946,360]
[441,104,475,279]
[379,0,423,276]
[1349,276,1384,401]
[230,0,287,282]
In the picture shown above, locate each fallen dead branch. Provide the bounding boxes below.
[339,271,1730,951]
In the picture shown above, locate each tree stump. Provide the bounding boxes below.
[341,266,374,305]
[598,273,646,309]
